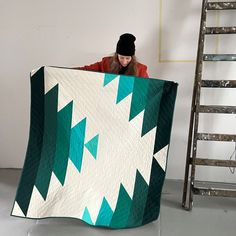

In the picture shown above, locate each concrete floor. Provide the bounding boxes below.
[1,169,236,236]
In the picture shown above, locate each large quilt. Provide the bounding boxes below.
[11,67,178,229]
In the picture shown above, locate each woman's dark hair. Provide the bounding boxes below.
[109,53,138,76]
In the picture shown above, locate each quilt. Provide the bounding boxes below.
[11,66,178,229]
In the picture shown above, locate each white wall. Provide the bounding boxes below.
[1,0,236,182]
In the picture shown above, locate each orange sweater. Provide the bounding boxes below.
[78,56,149,78]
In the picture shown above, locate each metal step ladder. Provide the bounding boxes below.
[182,0,236,210]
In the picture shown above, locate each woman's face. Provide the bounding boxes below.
[117,54,132,67]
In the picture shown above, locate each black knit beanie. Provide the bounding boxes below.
[116,33,136,56]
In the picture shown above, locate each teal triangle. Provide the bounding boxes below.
[116,75,134,104]
[35,84,58,200]
[129,78,149,121]
[95,197,113,226]
[109,184,132,228]
[53,101,73,186]
[69,118,86,172]
[82,207,94,225]
[15,67,45,216]
[126,170,149,227]
[142,158,165,225]
[154,82,178,153]
[104,73,118,86]
[141,80,164,137]
[85,134,99,159]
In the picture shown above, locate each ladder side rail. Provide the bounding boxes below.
[182,0,208,210]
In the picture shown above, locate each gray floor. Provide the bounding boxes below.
[1,169,236,236]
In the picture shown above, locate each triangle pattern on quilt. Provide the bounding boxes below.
[85,134,99,159]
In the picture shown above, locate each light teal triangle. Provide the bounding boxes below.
[95,197,113,226]
[85,134,99,159]
[69,118,86,172]
[116,75,134,104]
[104,73,118,86]
[109,184,132,228]
[82,207,94,225]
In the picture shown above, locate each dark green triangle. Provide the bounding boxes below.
[142,158,165,225]
[14,67,45,216]
[126,170,149,227]
[95,197,113,227]
[116,75,134,104]
[53,101,73,185]
[69,118,86,172]
[35,84,58,200]
[129,78,149,121]
[109,184,132,228]
[141,80,164,136]
[154,82,178,153]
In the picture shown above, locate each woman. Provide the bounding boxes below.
[76,33,149,78]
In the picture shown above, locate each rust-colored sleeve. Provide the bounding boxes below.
[138,65,149,78]
[74,61,103,72]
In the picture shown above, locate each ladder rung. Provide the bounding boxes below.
[193,158,236,167]
[201,80,236,88]
[207,2,236,10]
[198,105,236,114]
[203,54,236,61]
[197,133,236,142]
[193,186,236,197]
[205,26,236,34]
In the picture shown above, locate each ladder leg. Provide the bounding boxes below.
[182,88,196,209]
[182,0,207,210]
[182,154,190,208]
[188,94,202,210]
[189,179,194,210]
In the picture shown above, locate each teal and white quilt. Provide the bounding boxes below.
[11,67,178,229]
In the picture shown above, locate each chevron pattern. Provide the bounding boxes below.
[11,67,177,228]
